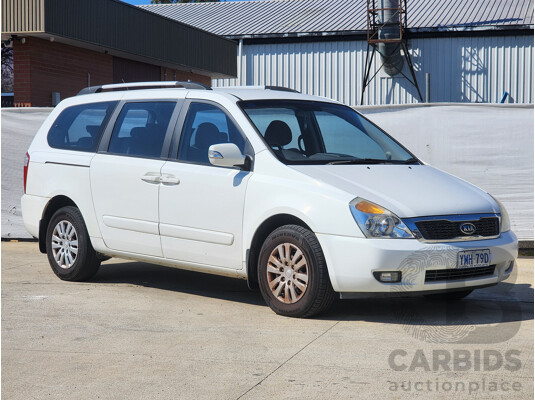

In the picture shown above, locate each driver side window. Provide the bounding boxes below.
[246,108,307,161]
[245,108,301,149]
[178,102,246,165]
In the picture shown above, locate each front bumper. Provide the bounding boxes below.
[317,230,518,293]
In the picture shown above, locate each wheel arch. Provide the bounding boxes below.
[38,195,78,253]
[246,213,313,290]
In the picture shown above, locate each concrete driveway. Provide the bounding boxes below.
[2,242,533,399]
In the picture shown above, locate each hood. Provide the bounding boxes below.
[290,164,499,218]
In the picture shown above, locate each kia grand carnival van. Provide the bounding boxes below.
[21,82,518,317]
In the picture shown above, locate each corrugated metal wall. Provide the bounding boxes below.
[1,0,44,33]
[213,35,533,105]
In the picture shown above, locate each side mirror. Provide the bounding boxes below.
[208,143,251,170]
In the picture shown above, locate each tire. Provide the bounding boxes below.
[258,225,335,318]
[45,206,100,281]
[424,289,473,301]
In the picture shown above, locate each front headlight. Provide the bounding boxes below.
[490,195,511,232]
[349,198,414,239]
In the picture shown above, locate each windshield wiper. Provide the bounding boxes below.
[327,157,420,165]
[327,158,389,165]
[400,157,419,164]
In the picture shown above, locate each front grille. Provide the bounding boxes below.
[425,265,496,282]
[415,217,499,240]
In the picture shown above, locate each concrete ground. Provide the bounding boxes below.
[2,242,533,400]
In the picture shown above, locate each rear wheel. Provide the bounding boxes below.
[258,225,335,318]
[424,289,473,301]
[46,206,100,281]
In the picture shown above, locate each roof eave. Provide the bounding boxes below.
[223,24,534,41]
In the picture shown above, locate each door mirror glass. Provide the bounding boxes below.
[208,143,248,169]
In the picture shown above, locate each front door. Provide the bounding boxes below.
[159,101,253,269]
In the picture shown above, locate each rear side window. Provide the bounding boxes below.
[108,102,176,159]
[48,102,117,152]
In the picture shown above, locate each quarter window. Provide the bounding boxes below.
[47,101,116,152]
[108,102,176,158]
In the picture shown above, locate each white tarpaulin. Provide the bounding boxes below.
[2,108,51,239]
[2,104,533,241]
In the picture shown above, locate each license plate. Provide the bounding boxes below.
[457,249,491,268]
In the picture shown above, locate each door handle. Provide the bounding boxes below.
[141,173,161,184]
[160,174,180,185]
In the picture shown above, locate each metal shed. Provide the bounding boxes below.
[142,0,534,106]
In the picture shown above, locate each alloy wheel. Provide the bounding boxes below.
[51,220,78,269]
[266,243,309,304]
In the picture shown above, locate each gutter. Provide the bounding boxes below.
[222,24,534,41]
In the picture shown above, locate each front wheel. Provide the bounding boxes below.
[45,206,100,281]
[258,225,335,318]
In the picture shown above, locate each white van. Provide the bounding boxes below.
[21,82,518,317]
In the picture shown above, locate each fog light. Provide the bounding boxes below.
[373,271,402,283]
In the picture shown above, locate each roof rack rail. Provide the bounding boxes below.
[265,86,300,93]
[77,81,211,95]
[215,85,300,93]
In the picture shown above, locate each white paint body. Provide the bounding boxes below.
[21,87,518,294]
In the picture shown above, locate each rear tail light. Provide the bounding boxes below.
[23,152,29,194]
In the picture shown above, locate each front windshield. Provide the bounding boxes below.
[240,100,418,165]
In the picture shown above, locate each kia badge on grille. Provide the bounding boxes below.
[460,222,477,235]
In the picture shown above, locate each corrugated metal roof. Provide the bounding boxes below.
[140,0,533,38]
